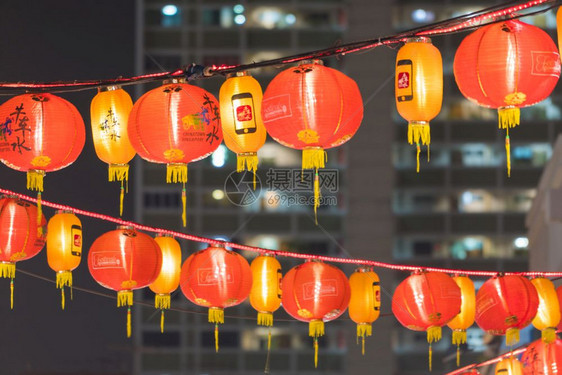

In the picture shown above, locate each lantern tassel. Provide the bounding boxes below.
[302,148,326,170]
[109,164,129,216]
[56,270,72,289]
[452,330,466,367]
[215,323,219,353]
[181,186,187,227]
[117,290,133,307]
[127,306,131,338]
[505,132,511,178]
[36,192,43,237]
[542,328,556,344]
[314,337,319,368]
[429,343,432,371]
[27,169,45,191]
[10,278,14,310]
[357,324,372,355]
[309,320,324,368]
[119,183,124,216]
[61,287,65,310]
[166,164,188,227]
[237,153,259,190]
[416,143,421,173]
[427,326,441,371]
[257,311,273,327]
[498,106,520,130]
[154,294,171,309]
[160,310,165,334]
[314,171,320,225]
[408,122,430,173]
[0,262,16,279]
[506,327,520,347]
[268,326,272,352]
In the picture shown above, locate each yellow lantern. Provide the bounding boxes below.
[90,86,135,215]
[46,210,82,310]
[531,277,560,343]
[348,267,381,355]
[219,71,266,187]
[149,234,182,333]
[495,357,523,375]
[557,7,562,62]
[447,275,475,366]
[395,37,443,172]
[249,254,282,350]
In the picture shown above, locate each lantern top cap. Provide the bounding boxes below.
[405,36,431,44]
[305,258,322,263]
[226,71,250,79]
[163,78,187,85]
[98,85,122,92]
[210,242,225,248]
[117,225,135,231]
[55,209,74,215]
[355,266,373,273]
[298,59,324,66]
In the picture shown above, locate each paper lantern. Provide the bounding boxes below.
[0,93,85,231]
[88,226,162,337]
[557,7,562,62]
[262,60,363,221]
[496,357,523,375]
[531,277,560,344]
[461,370,480,375]
[46,210,82,309]
[395,37,442,172]
[447,275,475,366]
[454,20,560,176]
[249,254,282,326]
[180,244,252,351]
[348,267,381,355]
[219,71,266,186]
[149,234,182,333]
[90,86,135,215]
[282,260,350,367]
[0,196,46,308]
[557,285,562,331]
[128,78,223,226]
[522,338,562,374]
[475,275,539,346]
[392,271,461,370]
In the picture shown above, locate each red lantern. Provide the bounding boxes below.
[262,60,363,221]
[392,271,461,370]
[475,275,539,346]
[461,370,480,375]
[522,338,562,374]
[0,196,46,308]
[128,78,223,226]
[454,20,560,176]
[0,93,85,229]
[281,260,350,368]
[88,226,162,337]
[180,244,252,351]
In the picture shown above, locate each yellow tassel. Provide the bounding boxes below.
[309,320,325,337]
[108,164,129,182]
[268,327,272,352]
[36,192,43,237]
[0,262,16,279]
[215,323,219,353]
[314,337,319,368]
[429,343,432,371]
[542,328,556,344]
[427,326,441,371]
[505,132,511,178]
[416,143,421,173]
[160,310,165,334]
[456,345,460,367]
[166,163,188,184]
[26,169,45,191]
[56,270,72,289]
[257,311,273,327]
[117,290,133,307]
[427,144,430,163]
[313,171,320,225]
[452,330,466,367]
[209,307,224,324]
[61,286,65,310]
[127,306,132,338]
[506,327,520,347]
[237,153,259,189]
[119,182,124,216]
[154,294,171,309]
[357,323,372,354]
[498,106,520,130]
[181,186,187,227]
[407,121,431,146]
[302,147,327,170]
[10,278,14,310]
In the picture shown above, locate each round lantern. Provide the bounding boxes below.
[261,60,363,222]
[557,285,562,332]
[395,37,443,172]
[281,260,350,368]
[128,78,223,226]
[0,93,85,230]
[149,234,182,333]
[0,196,46,308]
[531,277,560,344]
[447,275,475,366]
[454,20,560,177]
[219,71,266,187]
[88,226,162,337]
[46,210,82,309]
[496,357,523,375]
[180,244,252,352]
[348,267,381,355]
[90,86,135,215]
[392,271,461,370]
[522,338,562,374]
[475,275,539,347]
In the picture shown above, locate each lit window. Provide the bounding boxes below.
[161,4,181,27]
[212,144,227,168]
[411,9,435,23]
[514,237,529,249]
[233,4,244,14]
[234,14,246,25]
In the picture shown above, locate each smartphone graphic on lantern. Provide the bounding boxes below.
[396,59,414,102]
[71,224,82,257]
[232,92,257,134]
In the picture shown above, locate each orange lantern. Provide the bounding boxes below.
[395,37,443,172]
[0,196,46,308]
[522,338,562,374]
[90,86,135,215]
[454,20,560,176]
[557,285,562,332]
[348,267,381,355]
[0,93,85,232]
[219,71,266,186]
[128,78,223,226]
[475,275,539,346]
[557,7,562,62]
[262,60,363,221]
[88,226,162,337]
[447,275,475,366]
[46,210,82,309]
[281,260,350,368]
[392,271,461,370]
[149,234,182,333]
[179,244,252,352]
[531,277,560,344]
[496,357,523,375]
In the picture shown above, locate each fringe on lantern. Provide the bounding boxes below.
[506,327,520,347]
[452,330,466,367]
[27,170,45,192]
[357,323,372,356]
[0,263,15,279]
[426,326,441,371]
[117,290,134,307]
[237,153,259,190]
[302,148,326,170]
[56,270,72,289]
[181,187,186,227]
[109,164,130,216]
[61,287,65,310]
[209,307,224,324]
[257,311,273,327]
[36,192,43,237]
[154,294,171,310]
[267,327,272,352]
[309,320,325,337]
[542,327,556,344]
[408,122,430,174]
[505,130,511,178]
[166,163,188,184]
[498,107,520,130]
